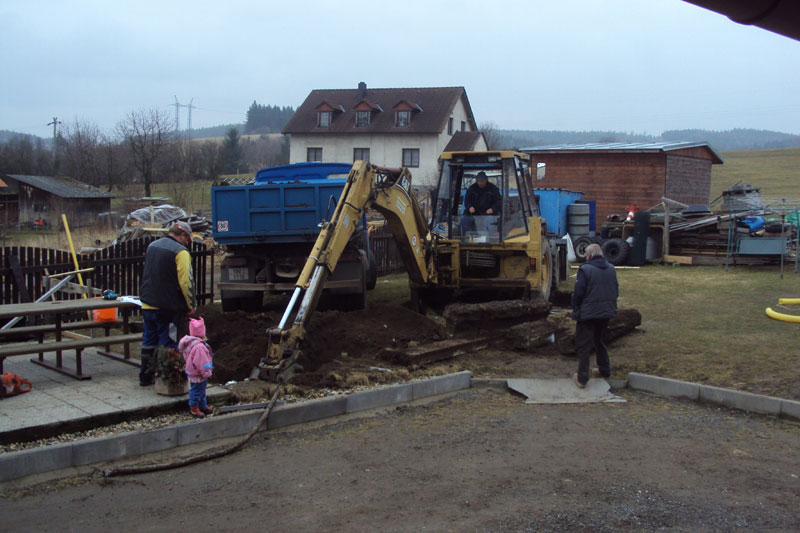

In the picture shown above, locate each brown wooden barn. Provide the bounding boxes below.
[0,174,115,229]
[522,142,723,223]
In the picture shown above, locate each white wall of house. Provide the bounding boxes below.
[286,95,482,189]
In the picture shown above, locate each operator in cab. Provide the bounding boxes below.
[461,171,501,235]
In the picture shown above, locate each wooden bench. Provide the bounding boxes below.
[0,299,140,380]
[0,320,124,373]
[0,333,142,380]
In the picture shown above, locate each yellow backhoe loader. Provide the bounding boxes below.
[261,151,559,381]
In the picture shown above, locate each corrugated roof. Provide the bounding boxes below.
[283,85,476,135]
[5,175,116,198]
[521,141,724,164]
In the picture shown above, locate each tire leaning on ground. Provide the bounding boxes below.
[572,236,593,262]
[601,238,630,266]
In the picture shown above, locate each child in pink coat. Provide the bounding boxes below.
[179,317,213,418]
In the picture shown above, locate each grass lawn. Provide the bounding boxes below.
[612,264,800,400]
[372,265,800,400]
[712,147,800,202]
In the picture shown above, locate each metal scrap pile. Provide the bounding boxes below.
[114,204,212,244]
[646,182,798,257]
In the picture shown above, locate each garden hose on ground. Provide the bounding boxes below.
[103,384,283,477]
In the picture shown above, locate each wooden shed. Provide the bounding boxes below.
[522,142,723,224]
[1,174,115,229]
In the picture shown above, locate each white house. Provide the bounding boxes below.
[282,82,487,189]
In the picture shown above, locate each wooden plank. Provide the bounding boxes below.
[8,253,32,303]
[0,333,142,357]
[663,254,693,265]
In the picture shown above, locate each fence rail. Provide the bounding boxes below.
[0,238,214,307]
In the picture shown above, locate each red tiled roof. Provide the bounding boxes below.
[283,86,476,135]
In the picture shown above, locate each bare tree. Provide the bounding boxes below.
[117,108,173,197]
[479,120,503,150]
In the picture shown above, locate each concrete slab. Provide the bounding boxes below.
[411,371,472,399]
[781,399,800,420]
[507,378,625,404]
[628,373,699,400]
[0,347,230,439]
[345,383,413,413]
[699,385,782,415]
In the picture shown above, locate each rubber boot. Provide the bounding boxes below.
[139,347,155,386]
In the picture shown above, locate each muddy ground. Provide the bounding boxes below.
[3,389,799,531]
[200,301,589,396]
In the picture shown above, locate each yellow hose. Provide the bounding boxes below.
[766,307,800,323]
[778,298,800,305]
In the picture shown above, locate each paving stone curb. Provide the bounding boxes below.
[0,371,472,483]
[628,372,799,420]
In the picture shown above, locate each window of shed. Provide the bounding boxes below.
[317,111,331,127]
[355,111,370,127]
[396,111,410,127]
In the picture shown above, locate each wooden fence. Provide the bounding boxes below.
[0,238,214,306]
[370,225,405,276]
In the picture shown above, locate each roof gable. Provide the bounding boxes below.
[283,85,476,135]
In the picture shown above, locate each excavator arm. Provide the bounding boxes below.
[260,160,432,381]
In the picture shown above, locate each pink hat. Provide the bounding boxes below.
[189,317,206,338]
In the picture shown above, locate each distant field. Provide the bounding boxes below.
[712,147,800,203]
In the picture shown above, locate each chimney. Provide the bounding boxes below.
[357,81,367,100]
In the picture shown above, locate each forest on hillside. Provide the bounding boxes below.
[495,128,800,152]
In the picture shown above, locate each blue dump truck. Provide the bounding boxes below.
[212,162,376,312]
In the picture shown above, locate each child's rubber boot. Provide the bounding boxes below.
[190,406,205,419]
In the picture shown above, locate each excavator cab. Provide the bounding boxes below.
[432,151,539,244]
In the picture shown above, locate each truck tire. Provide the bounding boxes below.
[366,249,377,291]
[572,236,593,263]
[601,238,630,266]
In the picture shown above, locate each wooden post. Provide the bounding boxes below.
[662,201,670,261]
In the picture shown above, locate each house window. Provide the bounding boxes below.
[355,111,370,127]
[396,111,410,127]
[353,148,370,162]
[461,121,466,132]
[402,148,419,168]
[448,117,453,135]
[307,147,322,162]
[317,111,331,127]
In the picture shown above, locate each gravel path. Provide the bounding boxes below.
[2,389,799,531]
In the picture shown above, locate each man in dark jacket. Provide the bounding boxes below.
[571,243,618,388]
[138,221,197,386]
[464,171,501,216]
[461,171,502,234]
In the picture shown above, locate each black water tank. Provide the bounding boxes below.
[628,211,650,266]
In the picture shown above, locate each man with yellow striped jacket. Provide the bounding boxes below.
[138,221,197,386]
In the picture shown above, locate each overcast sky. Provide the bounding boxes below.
[2,0,799,138]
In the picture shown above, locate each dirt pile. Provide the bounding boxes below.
[199,304,445,385]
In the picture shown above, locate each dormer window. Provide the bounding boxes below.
[392,100,422,129]
[396,111,410,127]
[315,101,344,128]
[355,111,370,127]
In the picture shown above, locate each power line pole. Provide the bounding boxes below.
[171,96,181,132]
[186,98,195,131]
[47,116,61,171]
